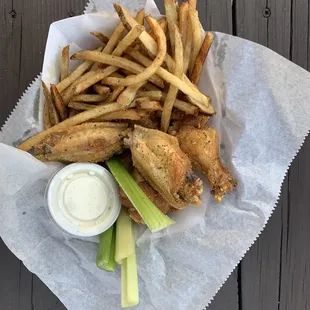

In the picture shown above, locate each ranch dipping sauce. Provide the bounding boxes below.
[46,163,121,237]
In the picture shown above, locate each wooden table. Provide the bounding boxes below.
[1,1,309,309]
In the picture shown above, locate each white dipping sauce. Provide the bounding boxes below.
[46,163,121,237]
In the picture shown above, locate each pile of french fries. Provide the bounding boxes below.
[19,0,214,152]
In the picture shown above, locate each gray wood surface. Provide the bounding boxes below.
[0,1,310,309]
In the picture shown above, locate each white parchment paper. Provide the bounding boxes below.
[1,0,310,309]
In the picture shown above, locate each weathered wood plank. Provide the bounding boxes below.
[235,0,268,45]
[0,1,86,309]
[235,0,291,309]
[278,2,310,308]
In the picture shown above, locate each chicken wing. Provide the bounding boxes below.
[125,125,203,209]
[34,122,131,163]
[176,125,237,202]
[120,169,172,225]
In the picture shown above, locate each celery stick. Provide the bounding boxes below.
[96,224,116,272]
[120,218,139,308]
[106,158,175,233]
[115,208,134,264]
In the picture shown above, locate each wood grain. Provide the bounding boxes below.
[0,1,86,309]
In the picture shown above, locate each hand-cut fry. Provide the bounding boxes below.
[179,2,189,48]
[106,86,125,103]
[90,32,110,44]
[68,101,97,111]
[190,31,214,85]
[173,98,199,115]
[43,101,52,130]
[183,14,192,73]
[137,90,163,101]
[90,23,125,71]
[57,61,93,93]
[57,47,102,92]
[92,109,141,122]
[125,48,214,114]
[149,19,167,40]
[117,81,145,107]
[93,84,111,98]
[71,50,164,88]
[101,77,124,86]
[72,94,107,102]
[60,45,70,81]
[189,0,197,10]
[87,122,129,128]
[102,23,125,55]
[50,84,68,120]
[164,0,178,51]
[188,10,202,73]
[136,90,198,115]
[42,81,60,126]
[161,24,183,132]
[136,100,162,111]
[135,9,145,25]
[18,102,123,151]
[113,4,175,72]
[109,16,167,87]
[113,25,144,56]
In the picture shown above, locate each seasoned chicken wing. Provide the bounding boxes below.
[34,122,131,163]
[120,169,172,225]
[126,125,203,209]
[177,125,237,202]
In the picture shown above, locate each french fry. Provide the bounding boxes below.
[113,25,145,56]
[136,100,162,111]
[190,31,214,85]
[173,98,199,115]
[183,13,192,73]
[90,23,125,71]
[43,101,52,130]
[41,81,60,126]
[93,84,111,98]
[57,47,102,92]
[102,23,126,55]
[87,122,129,128]
[113,4,175,72]
[57,61,93,93]
[102,77,126,86]
[179,2,189,48]
[72,94,107,103]
[68,101,97,111]
[117,81,145,107]
[164,0,178,52]
[137,90,163,101]
[92,109,141,122]
[149,19,167,40]
[110,16,166,87]
[161,25,183,132]
[60,45,70,81]
[106,86,125,103]
[71,50,164,89]
[50,84,68,120]
[125,48,214,114]
[135,9,145,25]
[189,0,197,10]
[18,102,123,151]
[90,32,110,44]
[188,10,202,73]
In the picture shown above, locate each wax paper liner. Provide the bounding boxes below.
[1,1,310,309]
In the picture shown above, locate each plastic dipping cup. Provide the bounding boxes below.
[46,163,121,237]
